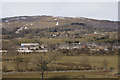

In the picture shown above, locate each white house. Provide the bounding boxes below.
[21,43,39,47]
[94,32,99,34]
[17,43,48,53]
[17,47,33,53]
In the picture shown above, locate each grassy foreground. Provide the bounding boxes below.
[2,55,118,78]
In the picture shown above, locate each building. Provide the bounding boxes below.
[59,42,109,51]
[0,50,8,54]
[17,43,48,53]
[59,44,82,50]
[17,47,33,53]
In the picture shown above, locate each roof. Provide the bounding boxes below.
[21,43,39,46]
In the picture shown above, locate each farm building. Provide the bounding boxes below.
[17,43,48,53]
[59,44,82,50]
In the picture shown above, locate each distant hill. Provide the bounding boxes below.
[2,15,118,30]
[1,15,119,39]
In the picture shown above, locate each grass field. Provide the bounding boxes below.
[2,54,118,78]
[57,56,118,69]
[3,55,118,69]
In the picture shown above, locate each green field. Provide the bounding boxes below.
[2,54,118,78]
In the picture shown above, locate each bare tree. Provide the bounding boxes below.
[2,40,17,60]
[80,56,91,70]
[102,59,108,70]
[33,51,60,80]
[14,56,23,72]
[80,56,89,66]
[2,65,7,72]
[24,58,30,71]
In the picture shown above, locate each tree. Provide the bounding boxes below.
[2,65,7,72]
[102,59,108,70]
[24,58,30,71]
[14,56,23,72]
[80,56,91,69]
[2,40,17,60]
[33,51,60,80]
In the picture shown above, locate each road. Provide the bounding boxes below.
[3,69,104,74]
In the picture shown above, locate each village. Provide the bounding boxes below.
[0,41,119,55]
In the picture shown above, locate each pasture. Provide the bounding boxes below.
[2,54,118,78]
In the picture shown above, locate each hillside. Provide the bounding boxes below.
[1,16,119,45]
[2,16,118,32]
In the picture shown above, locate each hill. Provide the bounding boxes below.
[2,15,118,31]
[1,15,119,41]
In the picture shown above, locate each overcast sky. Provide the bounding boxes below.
[1,2,118,21]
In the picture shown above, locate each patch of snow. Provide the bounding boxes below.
[15,31,19,33]
[24,27,28,29]
[15,26,28,34]
[101,33,104,35]
[54,19,57,20]
[5,20,8,23]
[104,49,108,51]
[78,42,81,44]
[56,22,59,26]
[19,27,24,31]
[59,17,65,19]
[18,38,21,39]
[21,17,26,19]
[94,32,99,34]
[16,18,19,20]
[52,34,57,37]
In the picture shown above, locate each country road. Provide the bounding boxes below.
[3,69,107,74]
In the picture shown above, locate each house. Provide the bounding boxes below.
[93,31,100,34]
[87,43,108,51]
[59,42,109,52]
[0,50,8,54]
[17,47,33,53]
[59,44,82,50]
[21,43,39,47]
[90,49,100,51]
[17,43,48,53]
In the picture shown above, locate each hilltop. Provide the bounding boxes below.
[2,15,118,32]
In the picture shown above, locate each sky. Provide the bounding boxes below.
[1,0,119,2]
[1,2,119,21]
